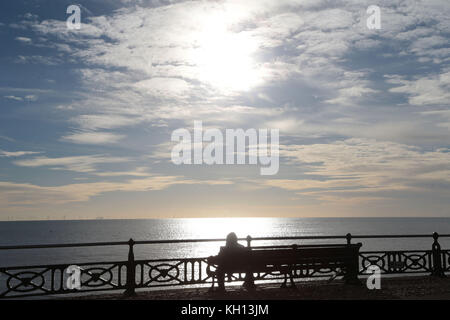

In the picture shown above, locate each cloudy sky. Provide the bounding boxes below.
[0,0,449,220]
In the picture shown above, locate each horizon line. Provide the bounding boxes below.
[2,216,450,222]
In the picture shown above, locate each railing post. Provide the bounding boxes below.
[246,235,252,248]
[431,232,444,277]
[243,235,255,288]
[124,238,136,296]
[346,233,352,245]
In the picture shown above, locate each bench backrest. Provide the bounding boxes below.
[215,243,362,271]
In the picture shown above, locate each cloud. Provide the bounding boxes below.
[420,109,450,130]
[23,13,38,20]
[0,176,233,207]
[0,87,52,94]
[15,36,32,44]
[3,94,38,102]
[325,86,377,105]
[13,155,128,173]
[61,132,125,145]
[24,95,38,101]
[265,138,450,203]
[4,95,23,101]
[15,55,62,66]
[93,167,152,177]
[2,0,450,217]
[71,114,142,130]
[134,77,192,99]
[0,150,40,157]
[26,0,449,142]
[387,71,450,106]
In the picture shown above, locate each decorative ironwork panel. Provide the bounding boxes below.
[359,251,433,274]
[0,262,126,298]
[441,250,450,272]
[1,237,449,299]
[135,258,214,288]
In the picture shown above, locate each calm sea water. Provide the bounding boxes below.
[1,217,450,267]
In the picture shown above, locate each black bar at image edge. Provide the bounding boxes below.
[0,300,446,319]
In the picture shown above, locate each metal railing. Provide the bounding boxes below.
[0,232,449,298]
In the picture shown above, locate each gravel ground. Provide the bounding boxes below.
[69,276,450,300]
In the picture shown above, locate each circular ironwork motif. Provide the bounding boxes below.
[7,271,45,292]
[83,267,113,287]
[149,264,180,283]
[404,254,426,270]
[361,255,385,269]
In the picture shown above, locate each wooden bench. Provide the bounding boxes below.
[206,243,362,290]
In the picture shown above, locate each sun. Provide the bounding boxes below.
[192,16,263,92]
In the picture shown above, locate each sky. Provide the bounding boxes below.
[0,0,449,220]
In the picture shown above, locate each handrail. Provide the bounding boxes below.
[0,232,448,298]
[0,241,129,250]
[1,233,449,250]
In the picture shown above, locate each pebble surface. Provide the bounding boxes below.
[69,276,450,300]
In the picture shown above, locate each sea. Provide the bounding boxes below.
[1,217,450,267]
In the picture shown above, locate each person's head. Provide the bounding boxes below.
[225,232,238,247]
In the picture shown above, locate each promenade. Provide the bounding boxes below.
[72,276,450,300]
[2,233,449,299]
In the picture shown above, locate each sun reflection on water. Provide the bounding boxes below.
[182,217,276,257]
[185,217,274,238]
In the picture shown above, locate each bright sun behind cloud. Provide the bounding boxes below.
[191,14,263,92]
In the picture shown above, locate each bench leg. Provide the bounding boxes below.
[243,273,256,289]
[281,273,288,288]
[280,271,296,289]
[208,271,225,292]
[343,269,361,285]
[288,269,297,289]
[208,275,215,292]
[289,272,297,288]
[217,272,226,291]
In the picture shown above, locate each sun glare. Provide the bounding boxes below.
[192,16,262,92]
[181,217,275,257]
[184,217,275,240]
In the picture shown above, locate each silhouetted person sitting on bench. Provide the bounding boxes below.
[208,232,254,291]
[224,232,244,249]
